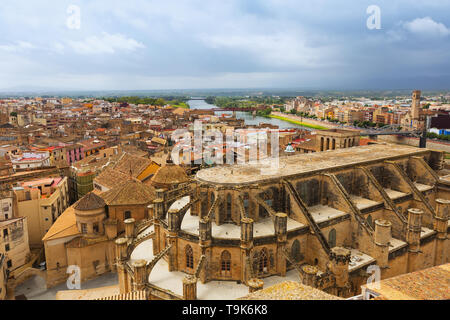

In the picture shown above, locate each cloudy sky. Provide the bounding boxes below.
[1,0,450,91]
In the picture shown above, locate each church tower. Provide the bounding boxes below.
[411,90,421,120]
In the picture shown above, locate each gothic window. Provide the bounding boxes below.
[226,193,232,222]
[291,240,301,262]
[210,192,215,206]
[258,248,269,274]
[185,245,194,269]
[367,215,374,229]
[220,250,231,276]
[328,228,336,248]
[201,193,208,216]
[243,192,249,209]
[286,195,291,216]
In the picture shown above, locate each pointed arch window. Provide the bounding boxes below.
[220,250,231,276]
[185,245,194,269]
[226,193,232,222]
[291,239,301,262]
[243,192,249,209]
[210,192,215,206]
[328,228,336,248]
[367,215,374,229]
[258,248,269,274]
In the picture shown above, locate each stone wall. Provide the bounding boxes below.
[379,135,450,153]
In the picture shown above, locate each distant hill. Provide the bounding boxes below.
[0,88,448,99]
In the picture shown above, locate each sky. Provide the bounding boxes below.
[0,0,450,91]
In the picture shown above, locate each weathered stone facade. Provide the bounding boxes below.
[116,144,449,299]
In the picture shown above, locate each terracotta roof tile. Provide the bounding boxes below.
[100,178,156,206]
[94,167,130,190]
[74,192,105,211]
[151,163,189,187]
[364,263,450,300]
[113,153,153,178]
[239,281,342,300]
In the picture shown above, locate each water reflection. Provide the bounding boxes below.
[187,99,311,130]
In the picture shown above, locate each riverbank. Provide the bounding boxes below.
[269,112,330,130]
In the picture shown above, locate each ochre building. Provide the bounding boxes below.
[115,143,449,299]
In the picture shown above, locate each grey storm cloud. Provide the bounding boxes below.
[0,0,449,90]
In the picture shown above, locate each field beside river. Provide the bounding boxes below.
[269,112,330,130]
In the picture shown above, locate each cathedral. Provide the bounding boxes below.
[114,143,449,299]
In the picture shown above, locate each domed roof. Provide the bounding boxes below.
[150,163,189,187]
[101,178,156,206]
[74,192,106,211]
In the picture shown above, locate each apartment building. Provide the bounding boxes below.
[78,138,106,158]
[0,217,31,276]
[13,177,69,247]
[0,191,15,221]
[63,144,84,165]
[10,152,50,170]
[37,146,67,166]
[0,253,6,299]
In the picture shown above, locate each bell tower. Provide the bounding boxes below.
[411,90,421,120]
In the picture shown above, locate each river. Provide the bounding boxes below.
[187,99,312,130]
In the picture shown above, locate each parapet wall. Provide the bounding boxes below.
[379,135,450,153]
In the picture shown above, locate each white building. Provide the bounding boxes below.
[10,152,50,170]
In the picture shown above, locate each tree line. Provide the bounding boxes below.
[102,96,189,107]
